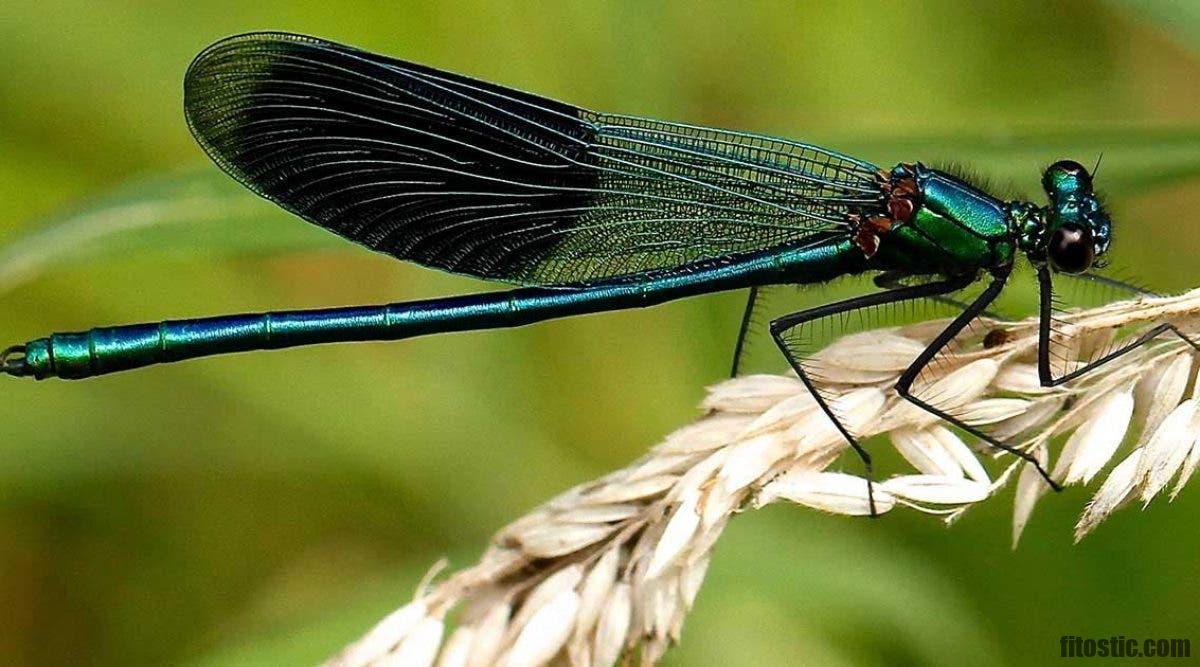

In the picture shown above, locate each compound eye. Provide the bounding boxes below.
[1048,224,1094,274]
[1043,159,1094,197]
[1049,159,1088,176]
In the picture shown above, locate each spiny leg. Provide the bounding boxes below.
[1048,269,1157,318]
[894,265,1060,489]
[1036,266,1199,386]
[770,273,974,515]
[730,285,762,377]
[874,270,1003,318]
[1071,271,1157,297]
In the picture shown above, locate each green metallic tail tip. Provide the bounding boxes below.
[2,345,30,378]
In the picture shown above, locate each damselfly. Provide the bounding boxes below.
[5,33,1189,509]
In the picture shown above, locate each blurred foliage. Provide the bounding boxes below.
[1,2,1199,666]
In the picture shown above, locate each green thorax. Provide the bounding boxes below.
[870,163,1020,276]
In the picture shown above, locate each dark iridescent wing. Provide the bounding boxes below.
[184,32,883,286]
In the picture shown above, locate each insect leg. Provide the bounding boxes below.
[874,271,1002,318]
[730,286,762,377]
[894,266,1061,489]
[1072,271,1157,297]
[1036,266,1199,386]
[770,273,975,516]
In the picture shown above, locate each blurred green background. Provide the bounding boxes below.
[2,2,1199,665]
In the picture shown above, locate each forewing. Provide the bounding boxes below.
[184,32,882,285]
